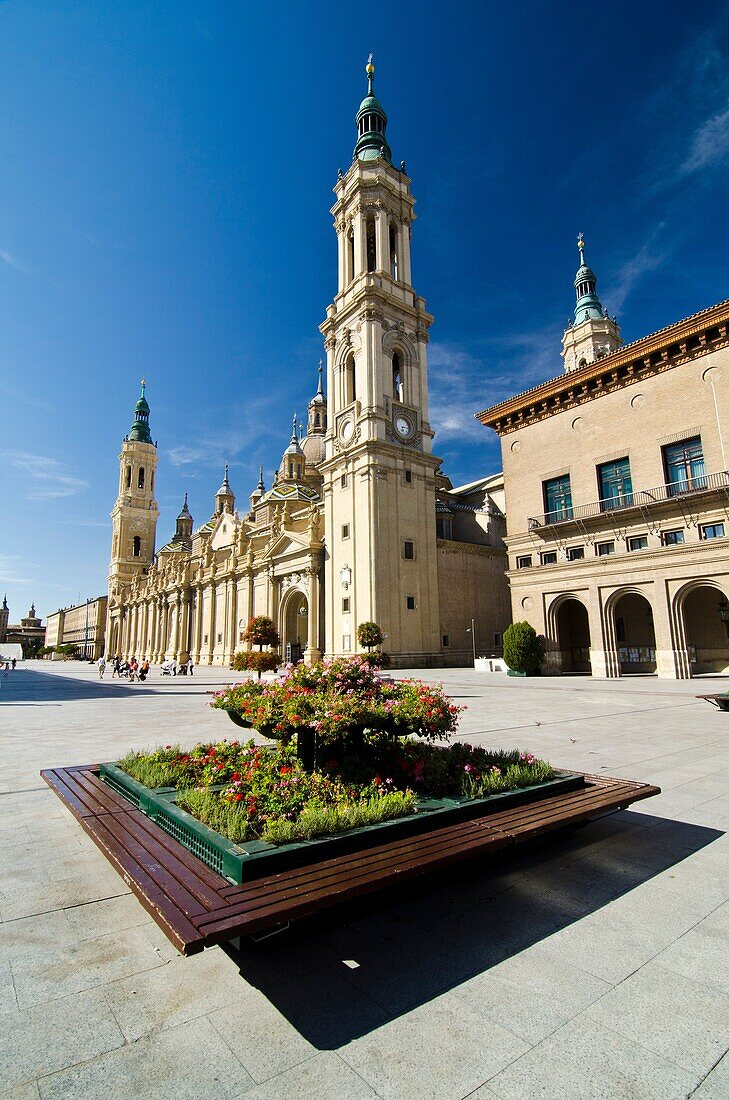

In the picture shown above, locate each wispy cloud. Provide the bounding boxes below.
[429,326,563,444]
[679,101,729,176]
[602,225,670,316]
[0,249,31,275]
[0,554,34,586]
[7,452,89,500]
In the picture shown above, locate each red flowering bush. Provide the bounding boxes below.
[209,655,463,747]
[231,651,281,674]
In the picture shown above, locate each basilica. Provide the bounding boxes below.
[106,62,510,668]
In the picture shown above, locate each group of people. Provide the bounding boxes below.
[1,657,17,676]
[96,655,194,681]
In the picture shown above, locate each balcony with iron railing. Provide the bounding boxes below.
[528,470,729,531]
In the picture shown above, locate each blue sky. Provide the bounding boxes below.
[2,1,728,621]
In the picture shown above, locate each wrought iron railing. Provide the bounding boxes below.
[528,470,729,530]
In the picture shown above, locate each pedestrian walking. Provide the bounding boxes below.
[11,658,16,670]
[97,656,106,679]
[187,657,194,676]
[171,658,178,676]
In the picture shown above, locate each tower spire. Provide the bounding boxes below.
[354,55,392,163]
[128,378,153,444]
[561,233,622,372]
[573,232,604,324]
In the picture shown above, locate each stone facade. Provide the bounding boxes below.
[45,597,108,660]
[106,63,510,668]
[1,601,45,656]
[478,277,729,679]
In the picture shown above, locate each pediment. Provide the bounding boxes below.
[209,511,241,551]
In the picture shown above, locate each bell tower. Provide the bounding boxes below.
[109,381,159,590]
[319,58,441,666]
[562,234,622,372]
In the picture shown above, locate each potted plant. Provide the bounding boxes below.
[233,616,281,680]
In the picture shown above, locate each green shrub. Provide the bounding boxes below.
[357,621,384,650]
[503,621,545,673]
[231,651,280,674]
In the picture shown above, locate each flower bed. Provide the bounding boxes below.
[101,658,580,882]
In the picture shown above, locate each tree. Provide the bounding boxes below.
[237,616,281,679]
[358,621,384,651]
[503,622,545,674]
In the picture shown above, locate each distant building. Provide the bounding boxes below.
[45,597,108,660]
[1,601,46,657]
[477,240,729,679]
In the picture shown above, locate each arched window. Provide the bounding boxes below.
[315,412,320,428]
[138,467,145,489]
[366,218,376,273]
[125,466,132,489]
[133,536,141,557]
[344,353,356,405]
[389,224,398,280]
[392,352,403,402]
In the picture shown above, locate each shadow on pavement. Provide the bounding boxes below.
[0,666,214,704]
[224,812,723,1049]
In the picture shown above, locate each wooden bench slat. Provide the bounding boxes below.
[218,814,501,903]
[126,809,229,894]
[98,813,213,918]
[41,768,98,819]
[81,814,206,955]
[201,819,508,925]
[200,825,516,942]
[63,767,132,815]
[40,763,660,954]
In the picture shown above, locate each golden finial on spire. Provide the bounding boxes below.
[577,232,585,255]
[366,53,374,94]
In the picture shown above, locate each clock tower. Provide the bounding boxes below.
[320,59,441,665]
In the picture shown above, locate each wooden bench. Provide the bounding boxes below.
[41,764,660,955]
[696,693,729,711]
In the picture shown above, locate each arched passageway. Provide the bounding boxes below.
[613,591,656,674]
[281,591,308,664]
[682,585,729,675]
[556,599,591,673]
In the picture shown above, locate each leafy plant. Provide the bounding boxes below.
[503,621,545,673]
[231,651,280,674]
[209,655,463,746]
[358,621,384,650]
[242,616,280,649]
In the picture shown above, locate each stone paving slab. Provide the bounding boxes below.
[1,661,728,1097]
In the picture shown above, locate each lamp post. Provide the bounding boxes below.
[84,598,90,660]
[719,597,729,640]
[466,617,476,666]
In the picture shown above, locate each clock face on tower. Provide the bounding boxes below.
[339,416,355,443]
[394,413,414,441]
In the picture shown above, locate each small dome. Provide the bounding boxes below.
[302,433,325,466]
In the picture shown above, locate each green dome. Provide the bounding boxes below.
[357,94,387,120]
[128,380,153,444]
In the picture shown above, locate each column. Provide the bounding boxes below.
[654,582,682,679]
[337,221,346,290]
[193,586,203,663]
[354,208,367,276]
[306,566,322,663]
[226,578,238,665]
[172,592,182,659]
[375,208,389,275]
[148,600,158,661]
[207,583,216,665]
[400,219,412,286]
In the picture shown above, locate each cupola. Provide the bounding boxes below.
[127,380,153,444]
[354,56,392,163]
[215,464,235,514]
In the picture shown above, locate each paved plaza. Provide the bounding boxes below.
[1,661,729,1099]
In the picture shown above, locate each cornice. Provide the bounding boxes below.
[476,298,729,436]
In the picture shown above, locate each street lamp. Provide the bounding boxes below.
[465,617,476,666]
[719,597,729,639]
